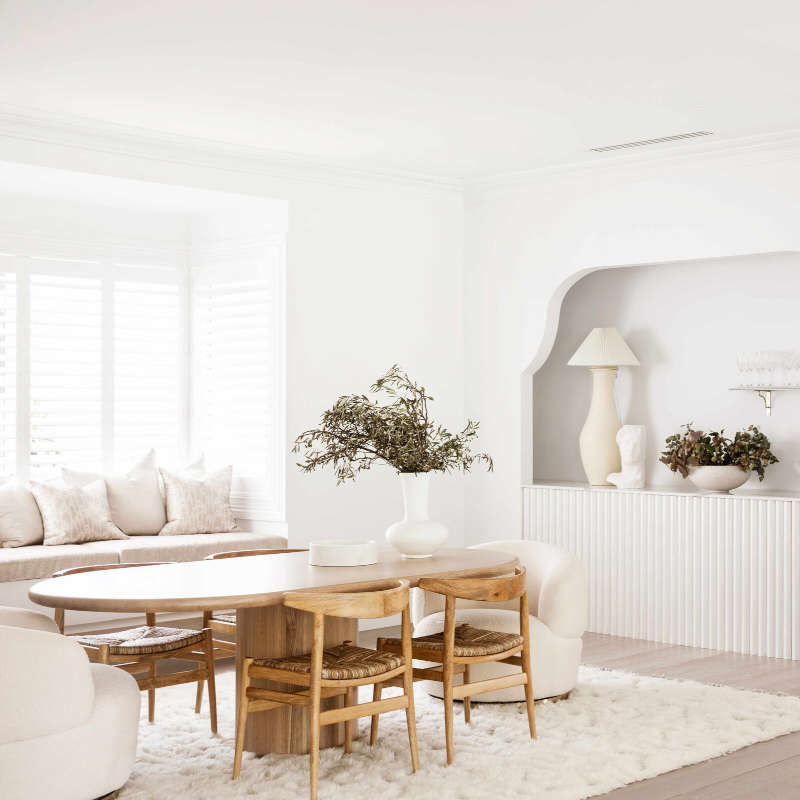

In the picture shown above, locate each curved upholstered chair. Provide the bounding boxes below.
[0,606,140,800]
[412,540,588,701]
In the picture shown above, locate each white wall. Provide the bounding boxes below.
[533,253,800,491]
[463,143,800,544]
[11,116,800,550]
[0,123,466,547]
[286,183,465,546]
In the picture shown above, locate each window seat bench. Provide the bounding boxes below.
[0,530,288,633]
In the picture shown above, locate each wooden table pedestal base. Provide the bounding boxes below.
[237,604,358,755]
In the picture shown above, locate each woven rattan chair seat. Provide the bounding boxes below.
[385,623,523,658]
[255,643,404,681]
[211,611,237,624]
[77,625,206,656]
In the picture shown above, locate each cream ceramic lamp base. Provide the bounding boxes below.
[579,367,622,486]
[568,327,639,487]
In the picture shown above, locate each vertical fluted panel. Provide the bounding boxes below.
[793,501,800,659]
[523,485,798,660]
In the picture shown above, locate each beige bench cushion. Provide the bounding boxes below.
[0,541,121,582]
[0,531,288,582]
[114,531,288,563]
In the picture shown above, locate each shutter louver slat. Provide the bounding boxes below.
[30,274,101,477]
[0,271,15,481]
[114,281,181,467]
[194,271,273,482]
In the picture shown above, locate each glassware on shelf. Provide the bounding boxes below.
[736,350,800,388]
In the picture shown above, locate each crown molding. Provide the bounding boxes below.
[2,103,800,196]
[0,104,462,193]
[467,129,800,191]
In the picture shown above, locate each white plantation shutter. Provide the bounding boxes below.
[0,231,285,519]
[0,249,187,481]
[194,279,272,475]
[0,258,15,482]
[30,270,103,477]
[193,241,284,518]
[114,280,183,466]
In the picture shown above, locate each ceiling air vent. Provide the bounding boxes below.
[591,131,713,153]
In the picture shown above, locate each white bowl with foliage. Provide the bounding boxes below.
[660,423,778,494]
[687,465,751,493]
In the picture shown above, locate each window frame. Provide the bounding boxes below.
[189,234,287,523]
[0,230,286,523]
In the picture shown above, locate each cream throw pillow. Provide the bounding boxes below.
[0,485,45,548]
[156,453,206,499]
[158,465,237,536]
[29,479,128,546]
[62,450,166,535]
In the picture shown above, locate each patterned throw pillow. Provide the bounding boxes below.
[158,466,237,536]
[29,479,128,546]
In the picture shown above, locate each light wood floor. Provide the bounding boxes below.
[584,632,800,799]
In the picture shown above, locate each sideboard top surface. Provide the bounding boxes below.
[525,480,800,502]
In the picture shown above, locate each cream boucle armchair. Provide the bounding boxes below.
[412,540,588,701]
[0,606,140,800]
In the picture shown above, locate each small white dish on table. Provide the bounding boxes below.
[308,539,378,567]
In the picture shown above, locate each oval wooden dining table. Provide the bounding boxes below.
[29,546,518,756]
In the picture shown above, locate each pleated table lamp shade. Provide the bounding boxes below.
[568,327,640,368]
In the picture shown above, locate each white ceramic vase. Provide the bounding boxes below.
[386,472,448,558]
[688,465,750,493]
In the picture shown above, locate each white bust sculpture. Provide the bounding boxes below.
[607,425,646,489]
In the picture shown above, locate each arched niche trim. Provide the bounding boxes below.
[519,250,799,485]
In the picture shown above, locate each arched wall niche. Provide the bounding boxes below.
[521,250,800,492]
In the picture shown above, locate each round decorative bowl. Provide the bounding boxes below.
[688,465,750,493]
[308,539,378,567]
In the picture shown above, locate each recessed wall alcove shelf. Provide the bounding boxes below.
[728,386,800,416]
[526,254,800,662]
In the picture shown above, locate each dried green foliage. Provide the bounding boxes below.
[292,365,493,483]
[659,423,778,481]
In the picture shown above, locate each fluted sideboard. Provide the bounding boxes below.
[523,482,800,659]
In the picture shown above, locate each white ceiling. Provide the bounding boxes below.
[2,0,800,181]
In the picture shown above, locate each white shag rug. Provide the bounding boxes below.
[120,667,800,800]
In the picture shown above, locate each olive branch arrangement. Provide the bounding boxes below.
[659,423,778,481]
[292,365,493,483]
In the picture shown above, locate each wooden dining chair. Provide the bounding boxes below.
[233,579,419,800]
[373,567,534,764]
[52,562,217,733]
[194,548,307,713]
